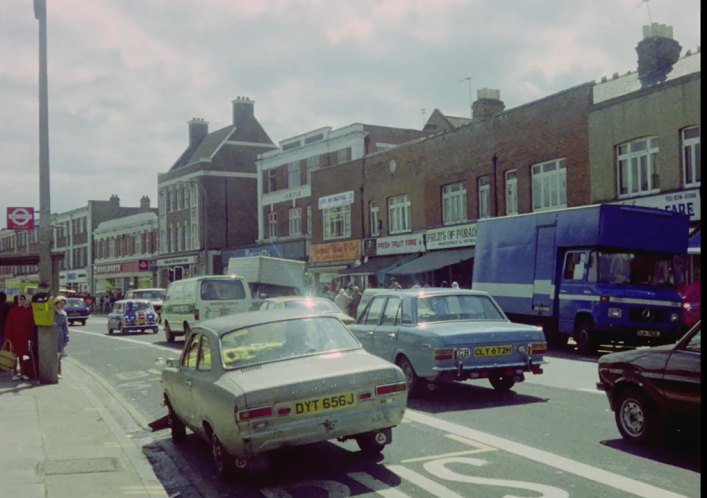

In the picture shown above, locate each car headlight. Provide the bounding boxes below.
[608,307,622,319]
[518,345,527,353]
[670,313,679,323]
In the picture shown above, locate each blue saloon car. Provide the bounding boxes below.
[107,299,160,335]
[350,288,548,394]
[65,297,90,326]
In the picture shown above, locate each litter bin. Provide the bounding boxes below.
[31,292,54,326]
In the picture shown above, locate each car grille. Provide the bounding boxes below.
[628,308,665,323]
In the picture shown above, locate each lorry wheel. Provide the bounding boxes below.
[574,320,598,355]
[164,322,175,343]
[615,387,658,445]
[489,375,515,391]
[396,356,421,395]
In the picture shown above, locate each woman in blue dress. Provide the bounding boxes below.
[52,296,70,379]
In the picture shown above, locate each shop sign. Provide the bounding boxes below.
[318,190,354,209]
[156,256,196,267]
[613,188,701,222]
[426,222,477,250]
[263,185,311,205]
[309,240,360,263]
[376,233,425,255]
[230,245,284,258]
[94,263,122,274]
[363,238,377,256]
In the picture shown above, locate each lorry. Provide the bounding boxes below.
[226,256,305,307]
[472,204,689,354]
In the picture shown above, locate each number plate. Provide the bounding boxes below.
[68,312,80,317]
[637,330,660,337]
[474,345,513,357]
[294,393,355,415]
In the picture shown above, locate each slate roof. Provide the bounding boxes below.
[169,125,235,171]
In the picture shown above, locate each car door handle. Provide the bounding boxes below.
[387,332,396,338]
[367,331,375,336]
[185,380,192,388]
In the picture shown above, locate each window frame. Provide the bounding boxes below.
[616,137,659,197]
[388,194,411,234]
[289,207,302,236]
[477,176,490,219]
[442,182,467,225]
[268,211,277,239]
[505,169,518,215]
[532,158,567,211]
[323,204,351,240]
[370,201,380,237]
[682,126,701,187]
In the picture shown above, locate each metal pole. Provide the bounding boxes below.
[35,0,58,384]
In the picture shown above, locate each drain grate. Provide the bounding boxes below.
[43,457,121,475]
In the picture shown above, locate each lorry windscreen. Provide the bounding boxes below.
[596,251,676,288]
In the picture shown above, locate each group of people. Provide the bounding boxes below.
[0,291,70,382]
[327,283,362,318]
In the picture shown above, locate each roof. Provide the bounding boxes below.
[170,125,235,170]
[194,309,344,334]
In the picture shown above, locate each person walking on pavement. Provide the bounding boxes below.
[0,291,11,346]
[3,294,35,381]
[52,295,70,380]
[348,286,362,318]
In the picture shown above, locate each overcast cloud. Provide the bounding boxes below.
[0,0,700,227]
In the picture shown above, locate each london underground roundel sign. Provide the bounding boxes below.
[7,207,35,230]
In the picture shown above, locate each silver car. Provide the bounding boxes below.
[350,288,548,394]
[160,309,407,478]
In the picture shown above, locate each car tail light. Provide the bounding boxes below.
[237,405,273,422]
[277,407,291,416]
[529,342,547,355]
[194,308,200,321]
[434,348,455,360]
[359,392,372,401]
[376,382,407,396]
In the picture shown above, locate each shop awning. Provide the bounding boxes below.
[305,262,350,273]
[688,229,700,255]
[338,254,418,276]
[389,247,475,275]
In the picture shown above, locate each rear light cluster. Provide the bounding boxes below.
[237,405,272,422]
[529,342,547,355]
[375,382,407,396]
[434,348,455,361]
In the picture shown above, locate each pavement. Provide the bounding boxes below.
[0,358,169,498]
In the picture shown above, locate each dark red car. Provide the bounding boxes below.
[679,279,701,329]
[597,321,701,444]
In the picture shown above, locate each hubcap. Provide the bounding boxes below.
[621,399,645,436]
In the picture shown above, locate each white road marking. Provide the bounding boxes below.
[388,465,465,498]
[347,472,412,497]
[405,410,691,498]
[401,433,496,463]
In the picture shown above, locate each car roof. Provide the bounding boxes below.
[195,309,344,334]
[128,288,166,292]
[363,288,490,297]
[115,299,152,305]
[263,296,331,303]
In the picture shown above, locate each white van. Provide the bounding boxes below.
[161,275,252,342]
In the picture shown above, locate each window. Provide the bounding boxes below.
[170,189,176,212]
[288,162,301,188]
[682,127,701,187]
[363,297,386,325]
[442,182,467,225]
[370,202,380,236]
[306,156,319,184]
[477,176,490,219]
[289,207,302,236]
[336,148,352,165]
[268,212,277,239]
[323,205,351,240]
[532,158,567,211]
[388,194,411,234]
[563,252,587,281]
[617,137,659,196]
[505,169,518,215]
[381,297,401,325]
[306,205,312,235]
[182,334,200,369]
[267,169,277,193]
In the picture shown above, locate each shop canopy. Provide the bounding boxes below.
[338,254,418,276]
[688,229,700,255]
[389,247,475,276]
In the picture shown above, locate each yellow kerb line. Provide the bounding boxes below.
[401,433,497,463]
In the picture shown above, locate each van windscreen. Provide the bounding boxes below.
[201,280,246,300]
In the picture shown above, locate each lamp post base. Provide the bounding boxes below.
[37,326,58,384]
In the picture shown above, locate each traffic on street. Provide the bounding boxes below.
[64,315,701,497]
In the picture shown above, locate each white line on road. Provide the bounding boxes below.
[404,410,691,498]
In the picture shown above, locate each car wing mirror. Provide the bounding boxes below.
[155,357,178,368]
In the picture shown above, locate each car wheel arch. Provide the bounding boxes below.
[611,380,653,410]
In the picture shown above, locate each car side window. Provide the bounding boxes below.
[681,329,701,353]
[364,297,386,326]
[182,333,200,369]
[381,297,401,326]
[197,336,212,371]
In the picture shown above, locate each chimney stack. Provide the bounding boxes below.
[636,23,682,87]
[188,118,209,147]
[140,195,151,209]
[472,88,505,121]
[232,96,254,126]
[109,194,120,207]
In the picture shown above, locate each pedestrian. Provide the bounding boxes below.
[0,291,11,346]
[348,286,362,318]
[3,294,35,381]
[389,278,402,290]
[334,287,352,313]
[52,295,70,380]
[452,281,460,289]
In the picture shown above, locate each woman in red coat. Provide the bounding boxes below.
[3,294,36,380]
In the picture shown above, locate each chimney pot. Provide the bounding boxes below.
[472,88,504,122]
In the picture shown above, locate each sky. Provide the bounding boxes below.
[0,0,701,228]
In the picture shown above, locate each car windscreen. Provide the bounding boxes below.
[201,279,246,300]
[133,290,165,300]
[221,316,360,369]
[416,294,505,322]
[66,298,85,307]
[125,301,152,311]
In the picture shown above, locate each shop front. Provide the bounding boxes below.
[307,240,360,295]
[93,259,155,301]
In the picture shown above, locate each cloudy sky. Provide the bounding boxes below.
[0,0,700,228]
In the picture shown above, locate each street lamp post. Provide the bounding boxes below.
[35,0,58,384]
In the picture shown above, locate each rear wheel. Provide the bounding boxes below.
[396,356,421,395]
[574,319,598,355]
[80,320,86,326]
[211,433,235,480]
[164,322,175,343]
[118,324,125,335]
[69,320,75,326]
[615,387,658,445]
[489,375,515,391]
[107,325,113,335]
[152,327,159,334]
[167,400,186,443]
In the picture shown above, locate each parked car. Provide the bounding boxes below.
[64,297,90,326]
[107,299,160,335]
[124,288,166,320]
[160,310,407,478]
[678,279,701,330]
[259,296,355,325]
[350,288,547,394]
[597,321,701,445]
